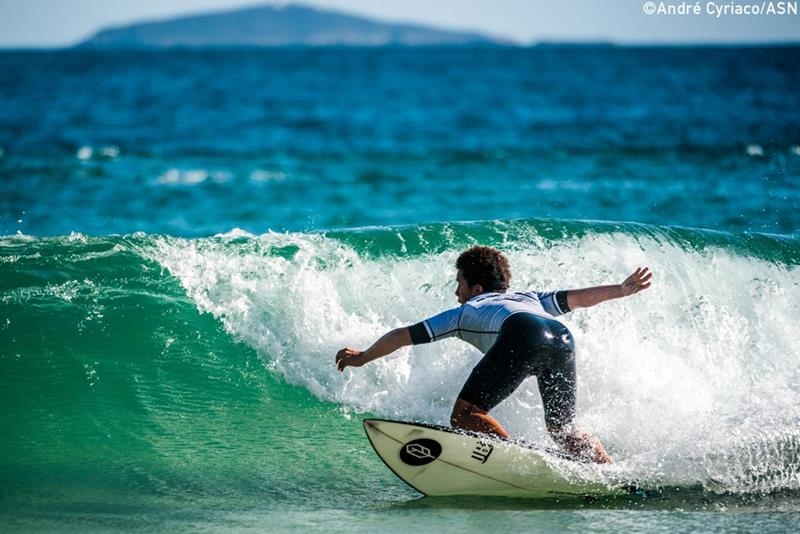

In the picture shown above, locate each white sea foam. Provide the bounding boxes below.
[99,145,120,159]
[157,169,208,185]
[76,145,120,160]
[77,146,93,161]
[250,169,288,182]
[156,168,235,185]
[151,229,800,492]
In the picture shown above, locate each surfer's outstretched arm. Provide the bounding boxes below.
[336,327,412,371]
[566,267,652,310]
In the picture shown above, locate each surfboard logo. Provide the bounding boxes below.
[400,438,442,466]
[471,441,494,464]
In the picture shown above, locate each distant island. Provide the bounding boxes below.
[76,3,512,48]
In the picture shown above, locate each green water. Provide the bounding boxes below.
[2,220,800,531]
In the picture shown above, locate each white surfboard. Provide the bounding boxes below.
[363,419,633,498]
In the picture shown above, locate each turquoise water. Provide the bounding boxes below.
[2,221,800,531]
[2,46,800,531]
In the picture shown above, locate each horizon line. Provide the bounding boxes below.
[2,39,800,51]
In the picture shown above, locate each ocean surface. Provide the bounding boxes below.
[2,46,800,532]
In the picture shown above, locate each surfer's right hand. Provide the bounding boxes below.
[336,347,367,371]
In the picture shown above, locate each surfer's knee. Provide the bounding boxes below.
[450,398,509,438]
[450,398,477,427]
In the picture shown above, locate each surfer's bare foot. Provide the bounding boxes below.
[548,425,613,464]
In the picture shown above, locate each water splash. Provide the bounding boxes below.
[148,220,800,494]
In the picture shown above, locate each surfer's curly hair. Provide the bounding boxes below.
[456,246,511,292]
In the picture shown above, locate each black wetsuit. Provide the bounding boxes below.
[408,291,576,428]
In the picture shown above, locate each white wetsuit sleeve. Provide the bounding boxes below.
[533,290,571,317]
[408,307,462,345]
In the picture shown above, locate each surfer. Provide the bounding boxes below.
[336,246,652,464]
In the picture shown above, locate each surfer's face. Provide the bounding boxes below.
[455,269,483,304]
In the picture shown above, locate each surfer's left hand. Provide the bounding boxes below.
[620,267,652,296]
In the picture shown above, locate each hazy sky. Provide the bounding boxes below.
[1,0,798,47]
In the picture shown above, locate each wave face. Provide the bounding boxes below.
[2,219,800,505]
